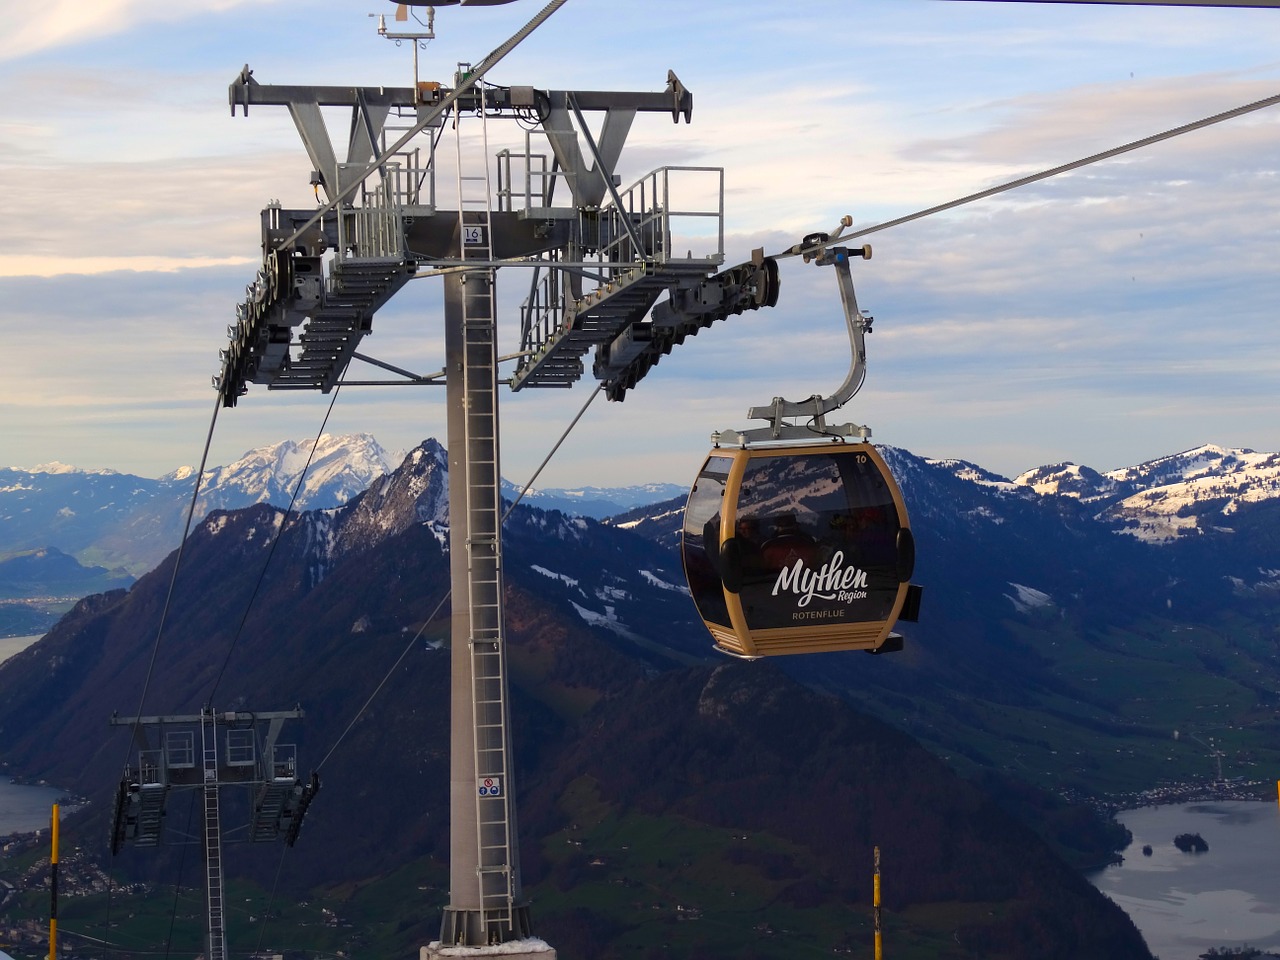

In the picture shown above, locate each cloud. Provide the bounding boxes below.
[0,255,255,278]
[0,0,274,61]
[7,0,1280,485]
[0,151,306,276]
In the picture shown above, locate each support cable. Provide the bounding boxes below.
[103,393,220,956]
[255,374,603,948]
[838,88,1280,242]
[252,842,291,958]
[109,382,340,959]
[127,394,221,731]
[203,382,345,705]
[314,378,604,770]
[503,381,604,521]
[159,793,199,960]
[158,375,340,957]
[315,589,452,772]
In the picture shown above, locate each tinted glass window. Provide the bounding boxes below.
[731,449,902,629]
[681,456,733,627]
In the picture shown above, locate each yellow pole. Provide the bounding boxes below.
[49,803,59,960]
[1275,779,1279,806]
[874,845,882,960]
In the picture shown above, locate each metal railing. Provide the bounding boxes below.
[595,165,724,266]
[339,166,407,260]
[496,137,562,213]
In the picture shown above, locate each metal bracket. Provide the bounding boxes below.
[715,216,876,445]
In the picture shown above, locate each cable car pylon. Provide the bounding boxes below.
[108,707,315,960]
[681,217,923,658]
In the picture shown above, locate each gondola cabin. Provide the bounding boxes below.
[681,442,921,658]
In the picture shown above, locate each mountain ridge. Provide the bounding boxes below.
[1011,442,1280,542]
[0,439,1158,959]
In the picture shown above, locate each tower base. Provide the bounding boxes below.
[421,939,555,960]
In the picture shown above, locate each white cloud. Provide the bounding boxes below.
[0,0,275,61]
[7,0,1280,485]
[0,255,255,278]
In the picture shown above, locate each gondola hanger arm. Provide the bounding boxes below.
[716,217,875,447]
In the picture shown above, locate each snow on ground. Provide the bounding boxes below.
[927,459,1017,491]
[639,569,689,593]
[1005,583,1054,614]
[531,564,580,589]
[616,506,683,529]
[1113,510,1201,544]
[569,600,646,641]
[965,506,1004,524]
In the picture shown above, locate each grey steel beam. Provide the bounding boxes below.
[230,81,691,118]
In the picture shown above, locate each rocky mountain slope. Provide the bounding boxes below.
[0,433,402,575]
[5,435,1280,956]
[610,442,1280,801]
[0,439,1154,960]
[0,435,685,581]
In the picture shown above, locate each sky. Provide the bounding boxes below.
[4,0,1280,490]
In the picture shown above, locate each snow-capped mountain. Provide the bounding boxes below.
[1012,462,1124,503]
[186,433,405,513]
[1013,444,1280,542]
[27,461,120,476]
[499,480,686,519]
[0,434,406,574]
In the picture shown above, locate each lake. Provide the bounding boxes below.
[0,634,43,665]
[0,779,65,836]
[1090,800,1280,960]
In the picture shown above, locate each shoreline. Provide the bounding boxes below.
[1069,778,1273,818]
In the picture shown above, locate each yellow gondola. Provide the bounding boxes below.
[682,441,920,658]
[680,219,922,657]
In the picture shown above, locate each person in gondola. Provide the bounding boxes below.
[760,512,818,570]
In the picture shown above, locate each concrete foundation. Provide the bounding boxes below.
[421,939,556,960]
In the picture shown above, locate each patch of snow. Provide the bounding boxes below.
[926,458,1017,491]
[1114,511,1201,544]
[531,564,579,589]
[614,506,683,530]
[570,600,645,641]
[1005,583,1054,613]
[966,506,1004,524]
[28,461,79,474]
[639,570,689,594]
